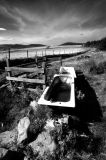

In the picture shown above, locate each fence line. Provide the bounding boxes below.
[4,54,63,90]
[0,46,88,61]
[0,48,89,90]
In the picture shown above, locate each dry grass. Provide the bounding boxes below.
[0,49,106,159]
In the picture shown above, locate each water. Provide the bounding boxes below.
[45,76,72,102]
[0,45,88,61]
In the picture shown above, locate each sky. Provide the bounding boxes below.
[0,0,106,45]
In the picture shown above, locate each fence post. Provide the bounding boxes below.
[43,57,47,90]
[35,55,38,67]
[6,57,12,88]
[8,48,10,60]
[27,50,28,59]
[45,49,46,56]
[60,56,62,66]
[42,50,43,58]
[35,50,38,67]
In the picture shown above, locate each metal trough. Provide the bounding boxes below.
[38,67,76,108]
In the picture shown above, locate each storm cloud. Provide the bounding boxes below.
[0,0,106,44]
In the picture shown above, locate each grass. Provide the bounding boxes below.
[0,86,44,132]
[84,59,106,75]
[0,49,106,159]
[0,57,35,70]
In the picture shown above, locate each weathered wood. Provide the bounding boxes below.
[8,48,11,60]
[60,56,62,66]
[27,50,28,58]
[16,61,35,67]
[0,83,9,89]
[44,61,47,89]
[35,55,38,66]
[19,72,38,78]
[18,74,27,78]
[18,87,39,92]
[6,57,12,88]
[6,76,45,84]
[5,67,44,73]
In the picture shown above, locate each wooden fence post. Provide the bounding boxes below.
[60,56,62,66]
[6,57,12,88]
[8,48,10,60]
[35,50,38,67]
[45,49,46,56]
[35,56,38,67]
[42,50,43,58]
[43,57,47,90]
[27,50,28,59]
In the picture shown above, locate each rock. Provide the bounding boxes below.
[24,156,28,160]
[17,117,30,145]
[30,100,38,112]
[29,131,56,156]
[44,119,55,130]
[45,116,69,130]
[55,115,69,125]
[0,148,8,159]
[0,129,17,150]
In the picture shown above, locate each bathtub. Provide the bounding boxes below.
[38,67,76,108]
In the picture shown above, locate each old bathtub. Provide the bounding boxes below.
[38,67,76,108]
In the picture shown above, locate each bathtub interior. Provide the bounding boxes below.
[44,76,71,102]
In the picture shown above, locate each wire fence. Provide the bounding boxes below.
[0,46,88,61]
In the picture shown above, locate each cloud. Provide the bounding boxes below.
[0,4,25,31]
[0,0,106,44]
[0,28,6,30]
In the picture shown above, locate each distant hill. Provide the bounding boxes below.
[0,44,46,51]
[84,37,106,50]
[59,42,82,46]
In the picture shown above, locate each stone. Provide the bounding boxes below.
[30,100,38,112]
[0,128,17,150]
[44,119,55,130]
[29,131,56,156]
[57,115,69,125]
[17,117,30,145]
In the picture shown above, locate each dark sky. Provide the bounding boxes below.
[0,0,106,45]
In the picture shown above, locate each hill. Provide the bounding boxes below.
[59,42,82,46]
[0,44,46,51]
[84,37,106,50]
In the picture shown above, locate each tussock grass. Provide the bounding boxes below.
[84,59,106,75]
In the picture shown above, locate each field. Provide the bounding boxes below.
[0,45,89,88]
[0,48,106,160]
[0,45,88,60]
